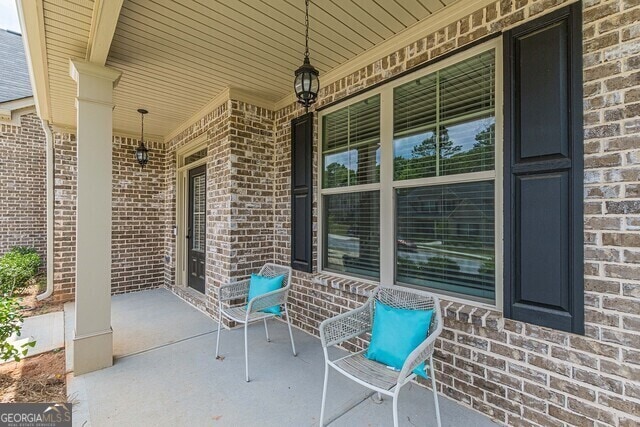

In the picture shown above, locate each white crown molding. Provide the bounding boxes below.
[163,88,231,143]
[228,87,277,111]
[0,97,37,126]
[0,96,35,110]
[69,59,122,86]
[50,122,163,143]
[163,87,279,143]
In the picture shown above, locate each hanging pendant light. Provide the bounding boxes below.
[135,109,149,169]
[294,0,319,111]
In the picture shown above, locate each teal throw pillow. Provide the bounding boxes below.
[247,274,285,315]
[365,300,434,379]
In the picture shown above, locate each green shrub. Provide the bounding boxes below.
[426,256,460,272]
[10,246,38,256]
[0,247,42,294]
[0,296,35,362]
[479,258,495,277]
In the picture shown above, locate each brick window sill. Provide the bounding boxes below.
[311,272,504,332]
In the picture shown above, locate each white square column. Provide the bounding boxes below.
[69,60,121,375]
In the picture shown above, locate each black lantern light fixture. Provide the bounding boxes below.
[294,0,319,111]
[135,109,149,169]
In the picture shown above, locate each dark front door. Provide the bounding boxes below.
[188,165,206,293]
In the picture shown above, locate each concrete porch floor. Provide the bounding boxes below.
[65,288,498,427]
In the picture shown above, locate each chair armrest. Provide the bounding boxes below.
[218,279,250,302]
[320,302,372,348]
[246,286,289,314]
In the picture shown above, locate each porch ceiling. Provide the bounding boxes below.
[40,0,459,137]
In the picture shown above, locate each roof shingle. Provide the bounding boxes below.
[0,29,33,103]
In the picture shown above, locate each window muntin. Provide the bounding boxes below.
[320,45,499,305]
[396,181,495,301]
[322,95,381,188]
[323,191,380,279]
[393,50,495,180]
[184,148,207,166]
[192,173,206,252]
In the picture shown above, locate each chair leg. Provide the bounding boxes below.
[284,304,297,356]
[244,322,250,382]
[215,304,222,358]
[319,361,329,427]
[430,357,442,427]
[263,318,270,342]
[392,392,399,427]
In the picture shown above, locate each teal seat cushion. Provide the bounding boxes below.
[365,300,434,379]
[247,274,285,315]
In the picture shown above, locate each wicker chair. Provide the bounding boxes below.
[215,263,297,382]
[319,284,443,427]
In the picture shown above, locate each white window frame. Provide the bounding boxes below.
[318,38,503,310]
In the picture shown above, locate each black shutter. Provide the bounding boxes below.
[291,113,314,272]
[503,3,583,334]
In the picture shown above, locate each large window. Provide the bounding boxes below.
[320,43,500,304]
[322,96,381,279]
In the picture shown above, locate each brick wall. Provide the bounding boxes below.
[52,131,165,302]
[164,100,275,317]
[269,1,640,426]
[164,101,230,314]
[111,136,165,294]
[0,112,47,260]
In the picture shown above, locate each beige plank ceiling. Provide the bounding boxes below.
[42,0,453,136]
[43,0,94,129]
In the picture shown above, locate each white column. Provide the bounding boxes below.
[69,59,121,375]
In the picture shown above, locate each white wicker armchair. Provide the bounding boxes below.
[319,284,443,427]
[215,263,297,382]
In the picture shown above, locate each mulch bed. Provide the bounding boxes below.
[17,279,64,318]
[0,349,66,403]
[1,277,67,403]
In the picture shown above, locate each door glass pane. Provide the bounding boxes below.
[395,181,495,301]
[192,174,206,252]
[185,148,207,166]
[324,191,380,279]
[323,95,380,188]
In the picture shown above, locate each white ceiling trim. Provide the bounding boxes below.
[0,97,36,125]
[50,122,164,143]
[162,87,277,143]
[16,0,52,121]
[162,87,231,143]
[86,0,125,64]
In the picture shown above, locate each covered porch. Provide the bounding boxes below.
[14,0,640,425]
[17,0,503,378]
[64,288,496,426]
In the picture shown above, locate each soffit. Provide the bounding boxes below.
[43,0,457,136]
[42,0,94,128]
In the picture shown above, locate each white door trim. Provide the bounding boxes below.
[175,136,207,288]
